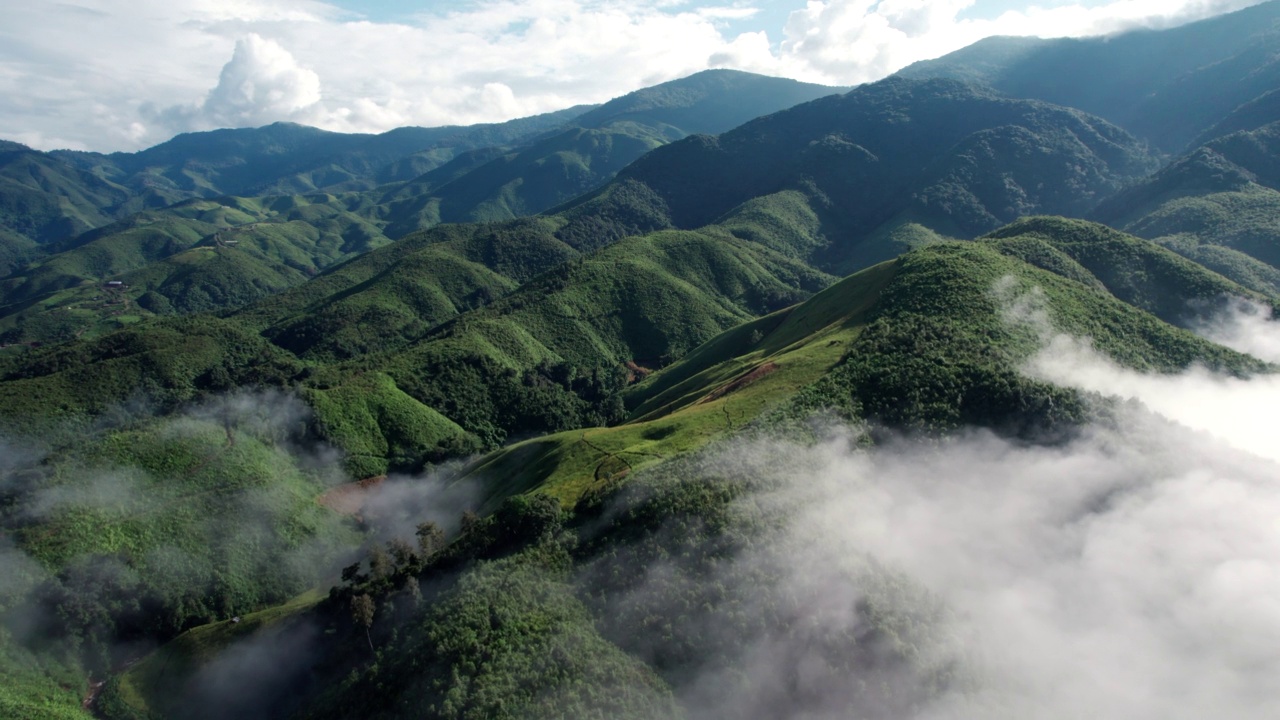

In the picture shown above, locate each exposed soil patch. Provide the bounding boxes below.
[317,475,387,518]
[624,360,654,383]
[698,362,779,404]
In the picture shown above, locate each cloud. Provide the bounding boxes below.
[788,415,1280,719]
[574,277,1280,719]
[356,464,483,543]
[774,0,1270,85]
[1191,296,1280,364]
[1,0,1271,151]
[151,34,322,133]
[595,297,1280,717]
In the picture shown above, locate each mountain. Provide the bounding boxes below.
[571,69,851,136]
[6,25,1280,718]
[1092,120,1280,294]
[0,71,843,348]
[54,108,593,199]
[80,219,1267,720]
[0,77,1178,470]
[0,140,137,267]
[0,191,831,478]
[896,0,1280,151]
[1,70,839,256]
[604,76,1157,274]
[0,195,394,346]
[0,108,588,257]
[371,70,843,231]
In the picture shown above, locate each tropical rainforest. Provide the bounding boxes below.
[4,3,1280,719]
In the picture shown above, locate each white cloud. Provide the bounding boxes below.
[0,0,1271,151]
[1028,332,1280,462]
[639,291,1280,718]
[774,0,1269,85]
[1001,288,1280,462]
[151,34,322,132]
[1191,297,1280,364]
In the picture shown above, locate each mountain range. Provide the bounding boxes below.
[4,3,1280,719]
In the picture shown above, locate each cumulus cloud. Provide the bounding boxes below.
[1,0,1271,151]
[151,34,322,133]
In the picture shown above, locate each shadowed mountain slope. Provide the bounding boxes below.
[897,1,1280,151]
[602,76,1157,274]
[1092,121,1280,294]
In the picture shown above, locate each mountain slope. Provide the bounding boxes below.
[0,199,831,470]
[0,196,395,345]
[1092,121,1280,293]
[0,70,842,344]
[0,141,136,252]
[97,218,1268,720]
[54,109,590,200]
[460,218,1263,507]
[374,70,842,232]
[604,76,1156,274]
[896,1,1280,150]
[0,109,587,263]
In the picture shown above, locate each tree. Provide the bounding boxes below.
[405,579,423,608]
[350,594,376,655]
[387,538,417,570]
[460,511,482,535]
[340,562,363,586]
[494,493,563,544]
[368,546,393,584]
[416,521,446,558]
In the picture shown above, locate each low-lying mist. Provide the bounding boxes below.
[656,290,1280,719]
[9,283,1279,719]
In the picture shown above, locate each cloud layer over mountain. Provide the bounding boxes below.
[642,290,1280,718]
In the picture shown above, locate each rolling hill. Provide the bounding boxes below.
[1092,120,1280,295]
[87,217,1269,720]
[0,71,842,347]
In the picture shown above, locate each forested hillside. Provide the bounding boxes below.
[896,0,1280,151]
[0,72,841,348]
[5,5,1280,718]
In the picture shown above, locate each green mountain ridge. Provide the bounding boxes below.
[1092,121,1280,294]
[608,76,1158,274]
[7,19,1280,718]
[0,108,588,256]
[85,218,1268,720]
[0,71,843,347]
[0,196,394,346]
[0,77,1246,475]
[896,0,1280,151]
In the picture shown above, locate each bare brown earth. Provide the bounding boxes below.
[698,362,779,404]
[317,475,387,518]
[624,360,654,383]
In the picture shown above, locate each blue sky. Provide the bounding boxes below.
[0,0,1267,152]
